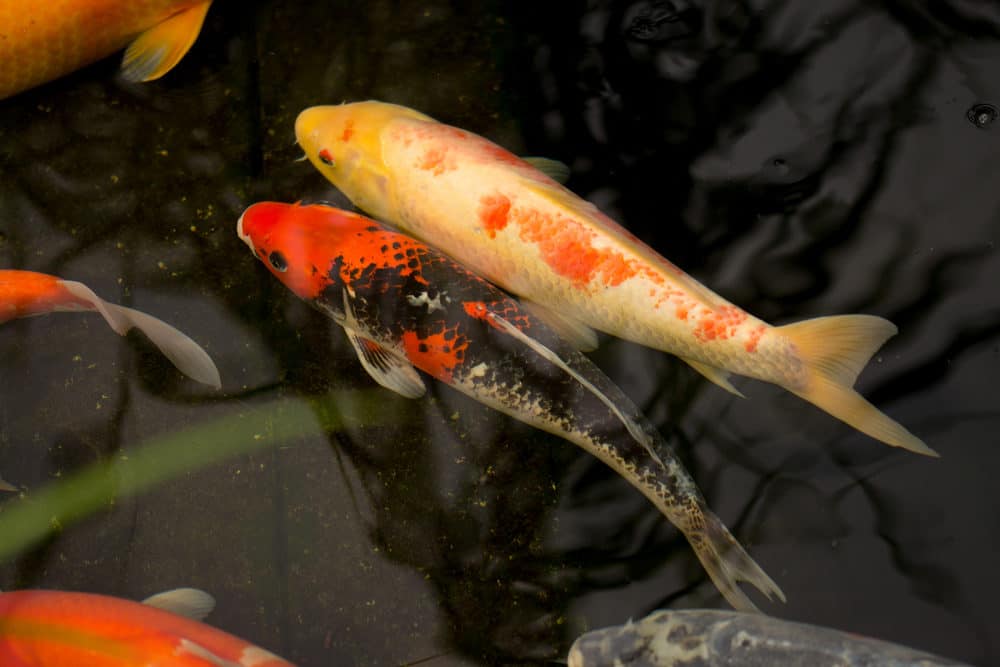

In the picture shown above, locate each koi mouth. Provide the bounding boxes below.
[235,211,253,249]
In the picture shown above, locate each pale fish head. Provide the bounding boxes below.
[295,101,434,221]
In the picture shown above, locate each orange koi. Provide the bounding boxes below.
[0,0,213,100]
[237,201,785,611]
[0,587,295,666]
[0,269,220,388]
[295,101,934,456]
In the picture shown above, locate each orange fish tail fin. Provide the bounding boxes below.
[777,315,936,456]
[688,507,785,612]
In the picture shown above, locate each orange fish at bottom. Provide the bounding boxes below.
[0,588,296,666]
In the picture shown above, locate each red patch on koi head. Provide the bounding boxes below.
[477,194,511,238]
[341,120,355,142]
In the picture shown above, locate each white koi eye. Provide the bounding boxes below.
[268,251,288,272]
[318,148,335,166]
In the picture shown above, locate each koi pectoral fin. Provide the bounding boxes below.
[141,588,216,621]
[120,0,213,82]
[345,330,426,399]
[522,157,571,184]
[681,357,745,398]
[59,281,221,389]
[487,311,660,461]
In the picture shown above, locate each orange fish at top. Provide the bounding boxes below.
[296,100,934,457]
[0,0,213,100]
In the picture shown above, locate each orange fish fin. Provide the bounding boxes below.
[59,281,222,389]
[519,299,598,351]
[120,1,213,82]
[777,315,937,456]
[142,588,215,621]
[681,357,745,397]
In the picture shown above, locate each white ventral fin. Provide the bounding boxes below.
[681,357,745,398]
[121,1,213,82]
[141,587,216,621]
[488,312,660,461]
[522,157,571,184]
[342,290,426,399]
[519,299,598,352]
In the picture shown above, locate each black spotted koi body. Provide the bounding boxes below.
[237,201,784,612]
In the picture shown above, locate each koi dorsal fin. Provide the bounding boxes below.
[341,290,426,399]
[519,298,598,351]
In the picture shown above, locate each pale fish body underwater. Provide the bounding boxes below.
[237,201,784,611]
[568,609,972,667]
[0,0,213,99]
[294,100,933,457]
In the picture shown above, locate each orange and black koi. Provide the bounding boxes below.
[237,201,784,612]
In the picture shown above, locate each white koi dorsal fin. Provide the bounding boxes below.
[141,588,216,621]
[487,312,661,462]
[522,157,571,184]
[121,1,213,82]
[519,299,598,351]
[342,290,426,399]
[59,281,222,389]
[681,358,745,398]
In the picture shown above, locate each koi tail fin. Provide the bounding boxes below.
[688,507,785,612]
[60,281,222,389]
[776,315,935,456]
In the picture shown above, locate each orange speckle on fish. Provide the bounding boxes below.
[341,120,355,142]
[745,325,766,353]
[478,193,511,238]
[694,305,747,342]
[401,328,467,381]
[416,146,452,175]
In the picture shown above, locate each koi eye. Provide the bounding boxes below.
[269,251,288,272]
[318,148,335,166]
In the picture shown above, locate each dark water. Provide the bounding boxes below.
[1,1,998,665]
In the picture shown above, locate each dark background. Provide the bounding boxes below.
[1,1,997,664]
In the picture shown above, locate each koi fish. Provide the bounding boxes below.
[237,201,784,612]
[0,587,296,666]
[568,608,971,667]
[0,0,213,100]
[0,269,220,388]
[295,101,934,457]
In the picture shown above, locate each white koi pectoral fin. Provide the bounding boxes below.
[141,588,216,621]
[121,1,213,82]
[345,330,427,399]
[681,358,745,398]
[522,157,571,184]
[175,638,243,667]
[778,315,937,457]
[519,299,599,351]
[488,312,659,460]
[59,281,222,389]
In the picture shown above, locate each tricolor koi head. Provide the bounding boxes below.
[295,101,434,220]
[237,201,373,299]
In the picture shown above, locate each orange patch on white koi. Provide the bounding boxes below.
[478,194,511,238]
[341,120,355,142]
[694,305,748,342]
[745,325,766,353]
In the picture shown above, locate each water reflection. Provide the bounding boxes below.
[1,0,998,665]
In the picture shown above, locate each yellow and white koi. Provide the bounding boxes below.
[294,100,933,456]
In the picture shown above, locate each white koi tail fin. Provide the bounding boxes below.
[776,315,935,456]
[689,508,785,612]
[60,281,222,389]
